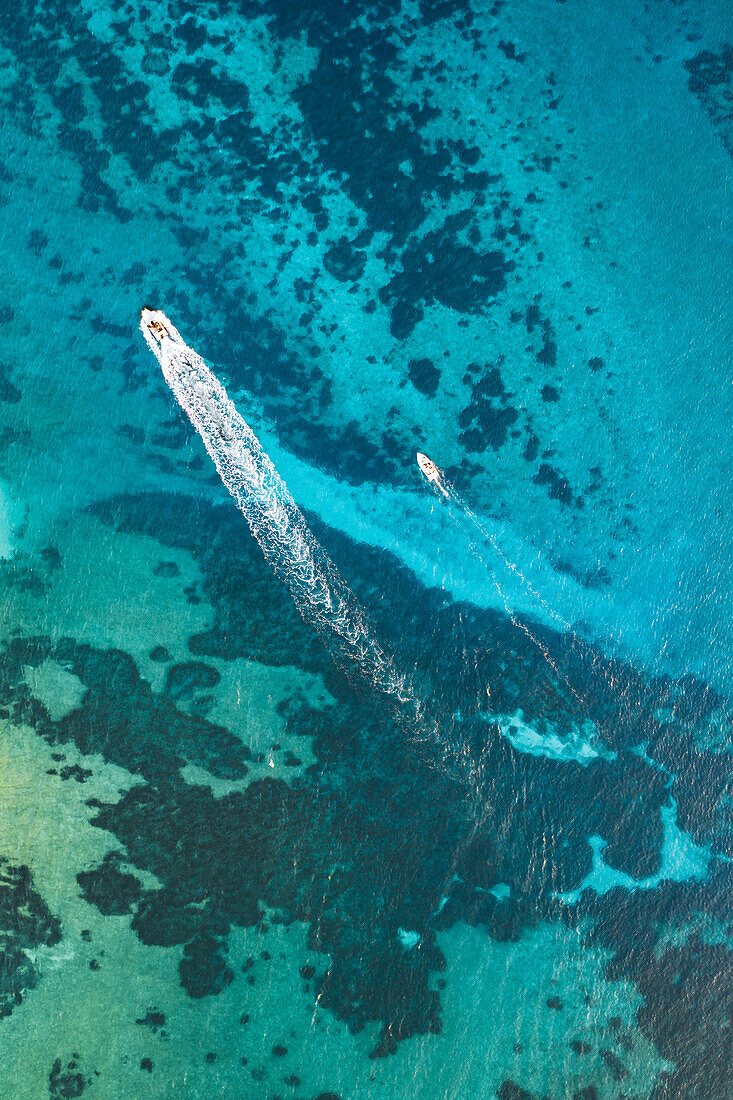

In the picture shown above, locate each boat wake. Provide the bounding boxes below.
[140,309,432,736]
[417,453,585,709]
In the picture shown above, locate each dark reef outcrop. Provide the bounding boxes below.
[0,858,61,1020]
[5,484,730,1082]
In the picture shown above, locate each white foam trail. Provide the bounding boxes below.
[425,464,571,631]
[421,462,586,710]
[139,311,430,733]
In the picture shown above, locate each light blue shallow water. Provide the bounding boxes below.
[0,1,731,1097]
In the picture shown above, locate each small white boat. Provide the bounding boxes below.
[140,306,173,345]
[416,452,449,497]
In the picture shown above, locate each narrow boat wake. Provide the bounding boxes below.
[417,453,585,709]
[139,309,433,739]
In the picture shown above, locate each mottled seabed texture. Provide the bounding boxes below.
[0,0,732,1097]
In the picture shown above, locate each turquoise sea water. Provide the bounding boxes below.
[0,0,732,1097]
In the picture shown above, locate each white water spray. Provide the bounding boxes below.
[140,310,430,732]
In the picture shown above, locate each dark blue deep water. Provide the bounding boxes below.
[0,1,731,1096]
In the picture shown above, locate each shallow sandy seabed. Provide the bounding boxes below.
[0,720,667,1100]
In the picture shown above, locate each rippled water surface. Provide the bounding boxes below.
[0,1,731,1097]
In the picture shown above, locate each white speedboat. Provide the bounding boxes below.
[140,306,174,345]
[416,452,449,497]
